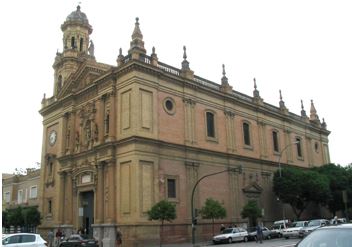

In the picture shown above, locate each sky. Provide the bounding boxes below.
[0,0,351,174]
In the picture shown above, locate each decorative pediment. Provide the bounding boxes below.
[57,64,107,99]
[242,182,263,196]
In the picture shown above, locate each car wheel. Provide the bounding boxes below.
[285,236,289,239]
[244,236,248,242]
[228,237,233,244]
[279,233,282,238]
[213,240,217,245]
[267,235,271,240]
[254,236,257,241]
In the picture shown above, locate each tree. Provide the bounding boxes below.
[147,200,176,247]
[312,164,349,215]
[200,198,226,236]
[241,200,262,227]
[273,167,330,219]
[22,207,41,232]
[7,206,24,228]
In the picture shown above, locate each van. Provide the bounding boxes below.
[271,220,289,237]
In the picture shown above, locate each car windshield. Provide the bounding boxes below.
[272,225,281,229]
[307,220,321,227]
[297,228,351,247]
[222,229,233,234]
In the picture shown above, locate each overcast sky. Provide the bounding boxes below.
[0,0,351,174]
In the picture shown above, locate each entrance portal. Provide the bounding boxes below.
[80,191,94,237]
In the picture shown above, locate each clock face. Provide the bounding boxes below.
[49,130,57,146]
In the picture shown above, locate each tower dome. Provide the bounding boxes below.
[66,5,89,24]
[61,5,92,34]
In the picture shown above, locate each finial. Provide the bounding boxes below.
[119,48,122,56]
[152,46,155,54]
[77,5,81,11]
[279,90,283,101]
[301,99,304,110]
[222,64,226,76]
[254,78,257,90]
[135,17,139,24]
[183,46,187,60]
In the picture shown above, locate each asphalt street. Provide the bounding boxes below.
[150,238,299,247]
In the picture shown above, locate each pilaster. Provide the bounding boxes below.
[95,162,105,223]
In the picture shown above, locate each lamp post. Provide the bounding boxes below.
[191,166,241,246]
[277,141,298,227]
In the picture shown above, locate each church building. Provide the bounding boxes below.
[38,6,330,246]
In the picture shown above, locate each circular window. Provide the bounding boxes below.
[163,97,176,115]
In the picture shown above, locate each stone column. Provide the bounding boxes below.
[224,111,236,152]
[62,113,69,156]
[258,121,268,158]
[95,163,105,223]
[183,99,196,144]
[106,160,116,223]
[58,172,65,224]
[284,129,293,163]
[65,171,73,224]
[98,95,106,144]
[108,88,116,141]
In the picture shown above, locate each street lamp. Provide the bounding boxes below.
[191,166,241,246]
[277,141,299,226]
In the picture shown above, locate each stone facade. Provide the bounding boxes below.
[2,169,41,210]
[38,6,330,247]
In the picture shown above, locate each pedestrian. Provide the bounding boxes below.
[48,230,54,247]
[256,222,263,244]
[220,224,226,233]
[116,228,122,247]
[55,228,63,247]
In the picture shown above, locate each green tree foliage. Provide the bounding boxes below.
[147,200,176,247]
[7,206,24,227]
[200,198,226,236]
[241,200,262,227]
[22,207,41,229]
[313,163,352,216]
[273,167,330,219]
[3,206,41,232]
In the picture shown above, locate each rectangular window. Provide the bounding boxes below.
[296,138,302,157]
[206,112,215,138]
[273,131,279,152]
[167,178,176,199]
[30,186,37,199]
[243,122,251,146]
[48,200,52,214]
[5,191,10,203]
[18,190,23,204]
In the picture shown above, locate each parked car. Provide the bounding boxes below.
[212,227,249,244]
[247,226,276,241]
[295,223,352,247]
[271,223,287,237]
[282,221,308,239]
[2,233,47,247]
[59,234,98,247]
[298,219,330,238]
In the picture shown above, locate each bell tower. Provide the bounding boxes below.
[53,5,93,97]
[61,5,92,54]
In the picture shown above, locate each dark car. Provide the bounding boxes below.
[59,234,98,247]
[295,223,352,247]
[247,226,276,241]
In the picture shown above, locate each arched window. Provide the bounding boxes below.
[206,112,215,138]
[272,130,279,152]
[71,37,75,49]
[243,122,251,146]
[79,38,84,52]
[296,137,302,157]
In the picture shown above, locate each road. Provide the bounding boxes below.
[157,238,300,247]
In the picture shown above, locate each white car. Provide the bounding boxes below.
[213,227,249,244]
[282,221,308,239]
[2,233,47,247]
